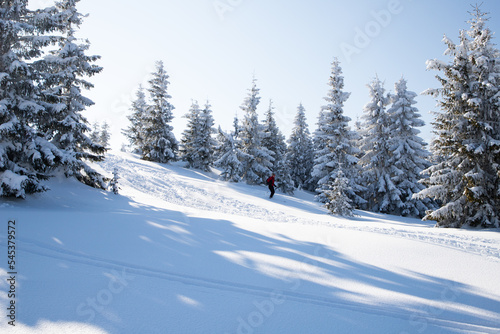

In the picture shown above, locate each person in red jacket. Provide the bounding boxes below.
[266,173,276,198]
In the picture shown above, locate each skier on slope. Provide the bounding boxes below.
[266,173,276,198]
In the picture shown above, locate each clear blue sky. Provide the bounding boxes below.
[31,0,500,149]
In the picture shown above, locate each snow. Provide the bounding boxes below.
[1,151,500,334]
[0,170,28,198]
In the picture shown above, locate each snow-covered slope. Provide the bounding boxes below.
[1,152,499,334]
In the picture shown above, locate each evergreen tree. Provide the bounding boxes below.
[99,121,110,149]
[324,167,354,217]
[359,76,400,213]
[312,59,364,205]
[110,167,120,195]
[287,103,314,191]
[180,101,216,171]
[39,0,106,189]
[215,126,244,182]
[142,61,177,163]
[415,7,500,228]
[386,77,434,217]
[238,78,273,184]
[90,122,101,144]
[0,1,65,197]
[89,121,110,149]
[197,102,216,171]
[123,85,148,154]
[262,100,294,194]
[180,101,201,167]
[232,114,241,139]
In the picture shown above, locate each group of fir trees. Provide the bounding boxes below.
[357,76,433,217]
[123,6,499,229]
[90,121,111,149]
[307,59,432,218]
[0,0,106,198]
[414,6,500,228]
[124,61,178,164]
[124,61,217,172]
[124,73,295,194]
[316,6,500,228]
[180,101,216,172]
[216,79,295,194]
[122,60,432,216]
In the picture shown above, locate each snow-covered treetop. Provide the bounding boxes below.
[240,77,260,114]
[323,58,351,108]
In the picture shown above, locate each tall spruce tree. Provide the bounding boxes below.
[415,6,500,228]
[142,61,177,163]
[238,78,273,184]
[0,1,67,197]
[89,122,100,144]
[312,59,364,205]
[287,103,314,191]
[215,126,244,182]
[123,85,148,154]
[99,121,110,149]
[386,77,434,217]
[262,100,294,194]
[359,76,400,213]
[197,102,216,171]
[180,100,202,167]
[180,101,216,171]
[39,0,106,189]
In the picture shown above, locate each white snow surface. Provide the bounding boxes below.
[1,151,500,334]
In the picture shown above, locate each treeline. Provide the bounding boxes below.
[2,2,499,229]
[123,60,432,218]
[123,6,500,228]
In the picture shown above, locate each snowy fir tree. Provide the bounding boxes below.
[99,121,111,148]
[215,126,244,182]
[89,121,110,148]
[287,103,315,191]
[0,1,73,197]
[180,101,202,167]
[238,78,273,184]
[312,59,364,206]
[324,167,354,217]
[415,7,500,228]
[180,101,216,171]
[109,167,120,195]
[386,77,434,217]
[359,76,400,213]
[261,100,294,194]
[232,114,241,140]
[123,85,149,154]
[38,0,106,189]
[90,122,101,144]
[142,61,178,163]
[196,102,217,171]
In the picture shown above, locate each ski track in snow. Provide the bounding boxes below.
[101,153,500,263]
[6,235,499,334]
